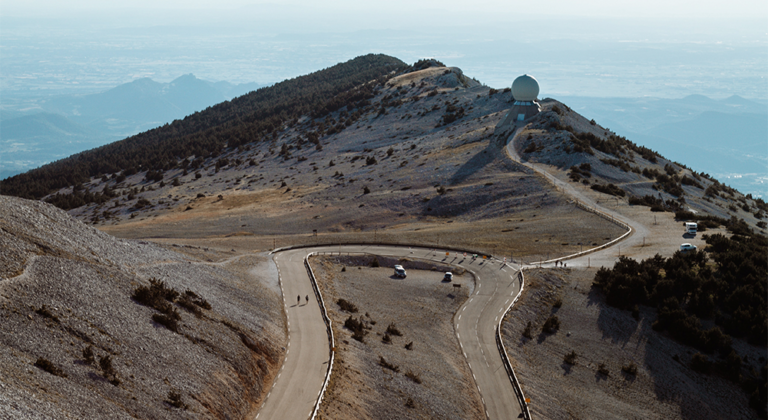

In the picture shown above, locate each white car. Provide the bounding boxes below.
[680,243,697,252]
[443,272,453,282]
[394,265,407,278]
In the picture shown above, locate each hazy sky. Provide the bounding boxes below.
[4,0,767,20]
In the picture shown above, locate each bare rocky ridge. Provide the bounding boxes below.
[0,195,284,419]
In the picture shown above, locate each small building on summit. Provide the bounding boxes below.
[496,74,542,129]
[510,74,541,122]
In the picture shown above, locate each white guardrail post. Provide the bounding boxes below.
[304,252,335,420]
[496,267,533,420]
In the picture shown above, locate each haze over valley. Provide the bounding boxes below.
[2,8,766,195]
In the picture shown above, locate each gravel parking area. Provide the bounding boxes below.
[311,255,484,420]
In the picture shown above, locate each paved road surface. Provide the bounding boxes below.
[254,126,646,420]
[257,245,525,420]
[504,126,645,269]
[252,249,330,420]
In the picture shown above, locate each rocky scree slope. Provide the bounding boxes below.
[514,100,767,233]
[0,195,284,419]
[31,60,765,242]
[41,65,560,236]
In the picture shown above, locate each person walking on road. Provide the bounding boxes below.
[305,295,309,304]
[297,295,300,305]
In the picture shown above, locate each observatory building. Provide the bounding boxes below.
[496,74,541,129]
[510,74,541,120]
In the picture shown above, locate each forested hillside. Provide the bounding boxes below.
[0,54,406,200]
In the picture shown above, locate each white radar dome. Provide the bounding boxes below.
[512,74,539,102]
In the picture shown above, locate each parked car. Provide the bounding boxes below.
[394,265,407,278]
[443,272,453,282]
[680,243,697,252]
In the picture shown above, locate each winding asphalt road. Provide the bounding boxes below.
[256,245,525,420]
[254,124,644,419]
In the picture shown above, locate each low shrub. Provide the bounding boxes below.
[132,278,179,313]
[34,357,67,377]
[563,350,577,365]
[405,370,422,384]
[598,363,610,376]
[184,290,211,310]
[99,355,118,385]
[153,312,180,333]
[405,341,414,350]
[621,362,638,376]
[337,299,358,313]
[591,183,625,197]
[405,397,416,408]
[35,305,59,323]
[386,323,402,336]
[177,294,202,318]
[542,315,560,333]
[82,345,95,365]
[379,356,399,372]
[522,321,533,339]
[166,390,187,409]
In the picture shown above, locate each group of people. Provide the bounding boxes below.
[555,260,567,268]
[298,295,309,305]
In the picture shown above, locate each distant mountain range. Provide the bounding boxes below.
[0,75,267,180]
[559,94,768,197]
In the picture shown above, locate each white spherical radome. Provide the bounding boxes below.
[511,74,539,102]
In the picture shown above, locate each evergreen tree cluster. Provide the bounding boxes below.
[593,230,767,417]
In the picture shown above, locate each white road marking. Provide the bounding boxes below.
[458,314,462,320]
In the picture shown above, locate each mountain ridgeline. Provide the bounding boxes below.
[0,54,407,200]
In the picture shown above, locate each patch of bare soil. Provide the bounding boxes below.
[311,254,484,420]
[501,268,759,420]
